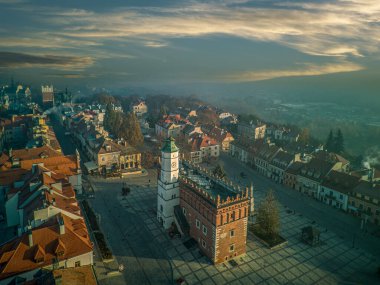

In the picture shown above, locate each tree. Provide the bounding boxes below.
[325,129,334,152]
[142,151,157,168]
[104,103,116,132]
[213,164,226,179]
[334,129,344,154]
[124,112,144,146]
[198,109,220,126]
[256,190,280,238]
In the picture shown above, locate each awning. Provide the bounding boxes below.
[84,161,98,171]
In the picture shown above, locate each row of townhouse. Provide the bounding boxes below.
[230,139,380,226]
[183,125,235,164]
[0,149,94,284]
[155,112,234,164]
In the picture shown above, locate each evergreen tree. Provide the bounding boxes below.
[256,190,280,238]
[325,129,334,152]
[104,103,115,132]
[334,129,344,154]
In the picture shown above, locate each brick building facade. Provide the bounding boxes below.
[178,163,251,264]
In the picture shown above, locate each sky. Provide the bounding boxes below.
[0,0,379,94]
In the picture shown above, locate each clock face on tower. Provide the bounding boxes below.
[172,162,177,168]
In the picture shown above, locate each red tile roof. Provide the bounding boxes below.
[0,213,92,281]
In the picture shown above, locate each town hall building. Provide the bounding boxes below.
[157,137,253,264]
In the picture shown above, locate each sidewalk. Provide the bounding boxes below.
[81,179,126,285]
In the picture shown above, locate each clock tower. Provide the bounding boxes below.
[157,137,180,229]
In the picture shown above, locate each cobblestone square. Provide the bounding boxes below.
[114,180,377,285]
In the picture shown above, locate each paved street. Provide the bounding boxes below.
[87,164,378,285]
[49,115,76,156]
[88,171,173,285]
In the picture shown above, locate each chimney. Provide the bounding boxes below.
[59,217,65,235]
[28,230,33,247]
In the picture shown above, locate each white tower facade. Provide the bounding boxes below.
[157,137,180,229]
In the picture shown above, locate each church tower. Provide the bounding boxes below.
[157,137,180,229]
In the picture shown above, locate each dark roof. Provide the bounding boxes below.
[298,158,335,182]
[321,170,361,194]
[352,181,380,199]
[270,151,295,170]
[285,161,304,175]
[314,151,349,165]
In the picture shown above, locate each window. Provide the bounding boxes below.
[376,210,380,216]
[231,211,235,221]
[75,261,81,267]
[160,205,163,212]
[230,229,235,237]
[182,207,186,215]
[229,244,235,252]
[202,240,206,248]
[172,194,176,199]
[339,194,343,200]
[202,225,207,236]
[196,219,200,229]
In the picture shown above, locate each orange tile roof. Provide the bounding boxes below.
[0,168,29,187]
[5,145,62,161]
[0,213,92,280]
[20,155,78,177]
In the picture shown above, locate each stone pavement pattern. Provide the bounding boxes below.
[91,172,377,285]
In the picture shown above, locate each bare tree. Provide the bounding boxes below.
[256,190,280,238]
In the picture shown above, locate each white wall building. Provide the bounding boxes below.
[157,137,180,229]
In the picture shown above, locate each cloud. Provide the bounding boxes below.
[2,0,380,59]
[220,62,364,82]
[34,0,377,59]
[144,41,168,48]
[0,52,94,71]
